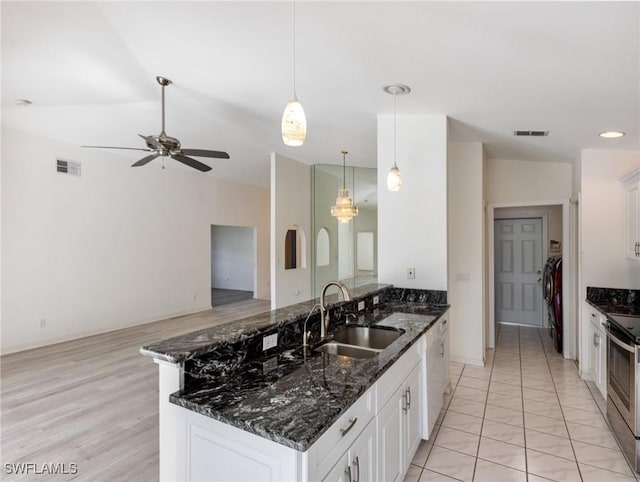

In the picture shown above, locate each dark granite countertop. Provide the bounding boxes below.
[586,286,640,317]
[140,284,391,363]
[170,303,448,451]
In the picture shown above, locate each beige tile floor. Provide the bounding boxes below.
[405,324,639,482]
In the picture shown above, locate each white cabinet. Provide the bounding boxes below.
[166,320,453,482]
[377,362,422,481]
[425,317,449,438]
[587,306,607,398]
[621,167,640,260]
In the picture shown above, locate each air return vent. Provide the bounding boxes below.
[514,130,549,137]
[56,158,81,177]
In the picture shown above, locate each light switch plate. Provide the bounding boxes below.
[407,267,416,279]
[263,333,278,351]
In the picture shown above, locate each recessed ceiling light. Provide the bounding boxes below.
[15,99,32,106]
[599,131,625,138]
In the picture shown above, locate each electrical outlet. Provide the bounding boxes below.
[358,301,365,311]
[263,333,278,351]
[407,267,416,279]
[373,295,379,305]
[40,318,47,328]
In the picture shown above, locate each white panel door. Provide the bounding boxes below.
[494,218,543,326]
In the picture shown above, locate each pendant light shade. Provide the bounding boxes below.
[282,0,306,146]
[331,150,359,223]
[281,98,307,146]
[383,83,411,191]
[387,166,402,191]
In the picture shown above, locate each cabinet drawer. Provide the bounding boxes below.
[311,388,375,478]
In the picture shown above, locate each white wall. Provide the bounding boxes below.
[210,225,255,292]
[1,127,270,354]
[448,142,485,366]
[580,149,640,290]
[270,153,311,309]
[485,158,572,203]
[377,115,448,290]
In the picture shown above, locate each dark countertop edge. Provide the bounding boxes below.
[139,284,392,363]
[169,307,449,451]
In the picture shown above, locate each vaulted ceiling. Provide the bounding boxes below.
[2,1,638,187]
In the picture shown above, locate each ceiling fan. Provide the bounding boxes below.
[82,76,229,172]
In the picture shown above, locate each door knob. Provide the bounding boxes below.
[537,270,541,275]
[537,277,542,282]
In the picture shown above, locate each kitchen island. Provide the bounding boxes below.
[141,284,449,481]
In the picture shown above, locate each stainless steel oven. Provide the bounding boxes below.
[606,319,640,471]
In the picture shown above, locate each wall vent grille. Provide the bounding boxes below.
[56,158,81,176]
[514,130,549,137]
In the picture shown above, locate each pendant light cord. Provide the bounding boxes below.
[342,151,346,188]
[292,0,297,99]
[393,92,397,169]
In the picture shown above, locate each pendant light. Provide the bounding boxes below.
[383,84,411,191]
[281,0,306,146]
[331,150,359,223]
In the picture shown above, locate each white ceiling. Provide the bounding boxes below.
[2,1,638,187]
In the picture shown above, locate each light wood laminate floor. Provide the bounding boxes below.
[0,299,270,481]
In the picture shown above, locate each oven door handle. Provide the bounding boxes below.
[606,326,636,353]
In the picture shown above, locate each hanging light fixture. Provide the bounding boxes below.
[281,0,306,146]
[383,84,411,191]
[331,150,359,223]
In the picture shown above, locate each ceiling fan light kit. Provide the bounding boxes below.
[383,83,411,192]
[82,76,230,172]
[330,150,359,223]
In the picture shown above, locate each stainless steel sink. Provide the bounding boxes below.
[332,326,403,350]
[314,341,378,359]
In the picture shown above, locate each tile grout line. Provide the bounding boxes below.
[536,326,584,481]
[517,325,530,480]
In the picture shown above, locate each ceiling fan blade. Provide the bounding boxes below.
[132,153,160,167]
[172,154,212,172]
[82,145,151,152]
[181,149,230,159]
[139,134,160,148]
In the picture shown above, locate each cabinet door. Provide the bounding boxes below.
[425,327,441,438]
[590,322,602,386]
[377,385,404,482]
[404,363,422,471]
[322,453,351,482]
[348,420,376,482]
[622,171,640,259]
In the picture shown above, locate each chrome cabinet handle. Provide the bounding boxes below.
[345,465,352,482]
[440,342,445,357]
[593,333,600,347]
[406,387,411,409]
[402,391,408,414]
[340,417,358,437]
[353,456,360,482]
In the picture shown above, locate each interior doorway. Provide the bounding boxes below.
[210,225,257,306]
[487,201,572,358]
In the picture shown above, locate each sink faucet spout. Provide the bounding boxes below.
[319,281,353,339]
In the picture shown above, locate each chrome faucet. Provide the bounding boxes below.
[319,281,352,339]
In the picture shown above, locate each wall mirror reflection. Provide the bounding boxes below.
[311,164,377,297]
